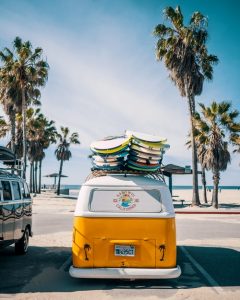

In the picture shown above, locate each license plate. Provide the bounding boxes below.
[114,245,135,257]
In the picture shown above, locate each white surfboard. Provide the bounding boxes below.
[91,136,130,154]
[131,144,161,155]
[126,130,167,144]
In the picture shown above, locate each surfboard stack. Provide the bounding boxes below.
[90,136,130,170]
[126,130,170,172]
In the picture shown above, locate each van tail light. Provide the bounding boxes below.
[159,244,166,261]
[84,244,91,261]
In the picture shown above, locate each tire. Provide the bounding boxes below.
[15,227,30,255]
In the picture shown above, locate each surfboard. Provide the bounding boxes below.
[91,144,129,155]
[129,150,161,161]
[131,144,161,155]
[132,138,170,151]
[129,155,160,165]
[126,130,167,144]
[92,155,125,163]
[92,161,123,167]
[127,161,160,172]
[90,136,130,154]
[92,151,128,160]
[92,162,124,170]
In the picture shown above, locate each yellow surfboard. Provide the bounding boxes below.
[90,136,130,154]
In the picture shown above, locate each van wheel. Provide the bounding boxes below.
[15,227,30,255]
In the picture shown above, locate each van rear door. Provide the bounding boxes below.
[90,188,161,268]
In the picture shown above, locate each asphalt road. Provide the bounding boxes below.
[0,210,239,299]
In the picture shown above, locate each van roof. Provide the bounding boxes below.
[84,174,166,187]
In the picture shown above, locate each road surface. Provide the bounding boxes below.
[0,200,239,300]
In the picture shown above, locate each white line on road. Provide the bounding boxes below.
[180,246,224,294]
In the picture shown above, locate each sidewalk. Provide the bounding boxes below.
[174,202,240,214]
[172,189,240,214]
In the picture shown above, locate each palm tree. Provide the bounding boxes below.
[153,6,219,206]
[0,37,49,178]
[196,144,208,204]
[186,138,208,203]
[193,101,240,208]
[26,108,57,193]
[55,127,80,195]
[0,79,41,154]
[0,116,9,138]
[0,82,18,152]
[231,134,240,165]
[35,115,57,193]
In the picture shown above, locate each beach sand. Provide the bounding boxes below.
[173,188,240,207]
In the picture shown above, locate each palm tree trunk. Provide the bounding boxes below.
[57,159,64,195]
[9,111,16,175]
[9,110,16,153]
[38,159,42,194]
[33,161,37,194]
[32,161,35,193]
[34,161,38,194]
[30,162,33,193]
[21,87,27,179]
[187,96,200,206]
[212,168,219,209]
[201,166,208,203]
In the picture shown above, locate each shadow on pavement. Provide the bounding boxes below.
[182,245,240,287]
[0,245,239,295]
[0,245,71,293]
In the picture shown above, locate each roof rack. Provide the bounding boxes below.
[85,169,165,182]
[0,168,21,179]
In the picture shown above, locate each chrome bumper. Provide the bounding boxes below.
[69,265,181,279]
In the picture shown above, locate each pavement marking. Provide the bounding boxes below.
[59,255,72,272]
[180,246,224,294]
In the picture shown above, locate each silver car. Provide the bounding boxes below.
[0,173,32,254]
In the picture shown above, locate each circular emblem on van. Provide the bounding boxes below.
[113,191,139,211]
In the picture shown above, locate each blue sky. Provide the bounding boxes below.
[0,0,239,185]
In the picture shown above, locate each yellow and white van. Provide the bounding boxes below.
[69,174,181,279]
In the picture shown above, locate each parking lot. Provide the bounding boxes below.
[0,198,239,300]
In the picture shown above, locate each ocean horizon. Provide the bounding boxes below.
[61,185,240,191]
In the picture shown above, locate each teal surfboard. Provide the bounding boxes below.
[127,161,160,172]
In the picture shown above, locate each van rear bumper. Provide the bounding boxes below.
[69,265,181,279]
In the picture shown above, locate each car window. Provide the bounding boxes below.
[12,181,21,200]
[24,182,31,198]
[2,181,12,201]
[20,182,25,198]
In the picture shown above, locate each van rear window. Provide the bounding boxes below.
[90,189,161,213]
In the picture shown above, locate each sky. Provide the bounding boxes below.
[0,0,239,186]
